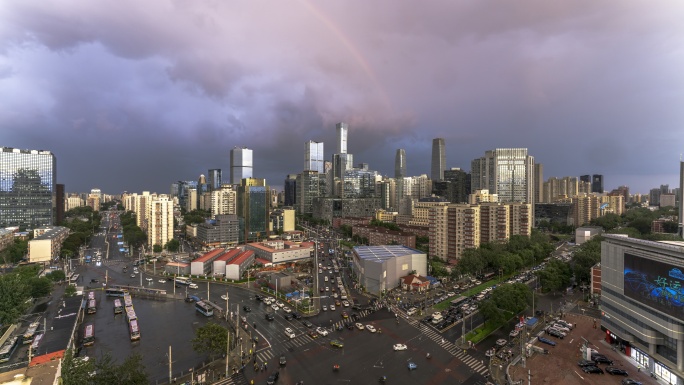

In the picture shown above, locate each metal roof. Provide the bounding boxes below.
[353,245,423,262]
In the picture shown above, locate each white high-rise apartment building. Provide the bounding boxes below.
[471,148,535,205]
[230,147,253,184]
[134,191,153,230]
[147,195,174,248]
[305,140,325,174]
[66,195,84,211]
[211,185,237,217]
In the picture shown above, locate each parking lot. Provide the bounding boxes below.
[508,313,652,385]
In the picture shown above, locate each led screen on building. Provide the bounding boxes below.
[624,253,684,321]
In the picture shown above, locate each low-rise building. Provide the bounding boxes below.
[351,245,427,296]
[401,274,431,292]
[28,226,70,263]
[226,250,255,280]
[190,248,227,276]
[575,226,603,245]
[212,248,242,276]
[352,224,416,248]
[0,228,14,253]
[196,214,240,248]
[245,240,313,264]
[165,261,190,276]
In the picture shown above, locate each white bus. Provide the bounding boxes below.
[174,277,191,286]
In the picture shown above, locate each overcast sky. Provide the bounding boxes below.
[1,1,683,195]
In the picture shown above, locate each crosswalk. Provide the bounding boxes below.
[399,309,490,377]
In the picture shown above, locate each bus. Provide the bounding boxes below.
[0,336,20,363]
[30,333,43,351]
[105,287,128,297]
[70,274,79,283]
[23,320,40,345]
[83,324,95,346]
[123,294,133,308]
[87,291,95,301]
[174,277,191,286]
[113,299,123,314]
[450,296,469,309]
[195,301,214,317]
[129,319,141,341]
[87,299,97,314]
[125,307,137,323]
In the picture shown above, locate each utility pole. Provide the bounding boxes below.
[207,280,210,302]
[225,291,229,322]
[225,325,230,378]
[168,346,172,383]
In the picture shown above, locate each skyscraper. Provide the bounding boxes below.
[431,138,446,181]
[208,169,222,191]
[237,178,270,242]
[230,147,253,184]
[332,122,353,181]
[592,174,603,193]
[471,148,535,204]
[395,149,406,179]
[680,160,684,237]
[305,140,325,174]
[0,147,56,228]
[147,194,174,248]
[336,122,348,155]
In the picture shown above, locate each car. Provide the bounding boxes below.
[271,304,279,311]
[320,287,325,293]
[341,311,348,318]
[266,371,280,385]
[593,356,614,365]
[308,330,319,339]
[279,355,286,366]
[243,305,251,312]
[265,313,275,321]
[330,340,344,348]
[316,327,329,336]
[283,306,292,313]
[301,320,313,328]
[325,287,330,292]
[605,367,628,376]
[130,274,136,278]
[355,323,365,330]
[447,292,455,297]
[158,279,165,283]
[292,312,302,319]
[346,322,355,330]
[408,362,418,370]
[330,305,336,311]
[335,300,341,306]
[495,339,507,347]
[284,313,293,321]
[322,305,328,311]
[221,294,228,301]
[538,337,556,346]
[552,323,570,333]
[509,329,520,338]
[285,328,295,339]
[577,360,595,367]
[581,366,604,374]
[393,344,407,351]
[406,307,418,316]
[621,379,643,385]
[343,300,350,307]
[276,301,284,307]
[146,277,153,282]
[546,328,565,339]
[366,325,376,333]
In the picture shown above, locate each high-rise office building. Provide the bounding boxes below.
[534,163,544,204]
[305,140,325,174]
[283,174,297,207]
[471,148,535,205]
[336,122,348,155]
[592,174,604,193]
[395,149,406,179]
[680,161,684,237]
[230,147,253,184]
[55,184,65,224]
[237,178,270,243]
[0,147,56,228]
[431,138,446,181]
[208,169,222,191]
[333,123,353,180]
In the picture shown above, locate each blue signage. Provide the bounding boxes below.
[624,253,684,321]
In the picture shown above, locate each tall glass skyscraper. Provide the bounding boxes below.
[471,148,535,204]
[230,147,253,185]
[305,140,325,174]
[0,147,56,228]
[431,138,446,181]
[395,149,406,179]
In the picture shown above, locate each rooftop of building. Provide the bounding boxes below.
[354,245,424,262]
[33,226,69,240]
[214,248,241,262]
[166,261,190,267]
[228,250,254,265]
[193,248,226,263]
[353,224,412,236]
[39,295,82,357]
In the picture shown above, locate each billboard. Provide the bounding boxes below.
[624,253,684,321]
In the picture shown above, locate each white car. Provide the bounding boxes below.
[393,344,407,351]
[221,294,228,301]
[330,305,336,311]
[285,327,295,339]
[276,301,284,307]
[447,292,455,297]
[283,306,292,313]
[322,305,328,311]
[271,304,279,311]
[366,325,376,333]
[406,307,417,316]
[316,327,329,336]
[158,279,166,283]
[342,300,350,307]
[509,329,520,338]
[355,323,365,330]
[146,277,153,282]
[333,293,339,299]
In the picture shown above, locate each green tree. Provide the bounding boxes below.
[46,270,66,282]
[537,259,572,294]
[64,285,77,297]
[60,348,95,385]
[0,273,31,325]
[113,353,149,385]
[152,244,163,253]
[165,239,180,252]
[479,298,505,326]
[28,277,52,298]
[192,322,228,360]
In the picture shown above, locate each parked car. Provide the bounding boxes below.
[546,328,565,339]
[605,367,628,376]
[495,339,507,347]
[301,320,313,328]
[621,379,643,385]
[577,360,595,367]
[266,371,280,385]
[407,362,418,370]
[393,344,407,351]
[581,366,604,374]
[593,356,614,365]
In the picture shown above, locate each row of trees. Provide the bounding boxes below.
[479,283,533,326]
[120,211,146,250]
[60,349,148,385]
[0,238,28,264]
[59,206,102,258]
[0,265,63,325]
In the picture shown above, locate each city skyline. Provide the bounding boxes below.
[1,2,683,193]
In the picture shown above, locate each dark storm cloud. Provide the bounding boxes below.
[1,1,684,194]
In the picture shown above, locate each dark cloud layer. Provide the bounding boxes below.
[1,1,683,194]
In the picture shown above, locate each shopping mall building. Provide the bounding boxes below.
[601,234,684,384]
